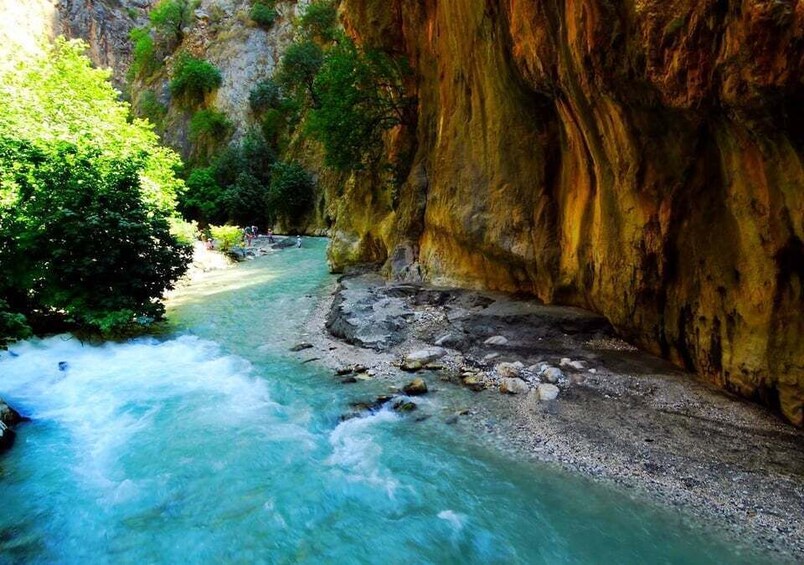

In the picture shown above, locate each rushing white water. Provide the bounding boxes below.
[0,239,769,564]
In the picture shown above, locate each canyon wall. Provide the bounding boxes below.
[330,0,804,425]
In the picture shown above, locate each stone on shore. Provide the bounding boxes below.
[462,375,486,392]
[541,367,564,384]
[403,378,429,396]
[484,335,508,346]
[290,342,314,352]
[500,378,529,395]
[402,347,447,371]
[538,384,560,401]
[496,361,524,378]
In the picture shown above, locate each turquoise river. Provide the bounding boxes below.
[0,239,768,563]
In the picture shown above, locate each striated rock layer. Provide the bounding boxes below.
[331,0,804,424]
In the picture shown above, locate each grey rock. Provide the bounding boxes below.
[538,384,560,401]
[500,378,529,395]
[289,342,313,352]
[402,347,447,371]
[541,367,564,384]
[484,335,509,346]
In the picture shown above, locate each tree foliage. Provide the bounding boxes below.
[180,132,276,226]
[0,38,190,338]
[308,41,409,171]
[150,0,199,47]
[169,53,223,106]
[299,1,338,42]
[267,161,315,225]
[0,139,191,336]
[250,1,278,28]
[0,38,184,212]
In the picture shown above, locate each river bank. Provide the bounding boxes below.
[298,270,804,561]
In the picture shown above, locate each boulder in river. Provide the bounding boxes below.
[403,377,428,396]
[0,400,22,427]
[402,347,447,371]
[0,421,15,452]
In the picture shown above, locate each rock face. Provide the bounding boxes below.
[331,0,804,425]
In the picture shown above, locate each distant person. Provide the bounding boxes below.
[251,225,258,239]
[267,228,274,243]
[244,226,253,247]
[296,235,302,248]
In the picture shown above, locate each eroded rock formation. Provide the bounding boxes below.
[329,0,803,425]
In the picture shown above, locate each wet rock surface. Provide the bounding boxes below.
[305,271,804,561]
[0,398,23,453]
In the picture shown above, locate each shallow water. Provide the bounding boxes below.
[0,239,767,564]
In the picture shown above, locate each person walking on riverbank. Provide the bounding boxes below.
[296,235,302,248]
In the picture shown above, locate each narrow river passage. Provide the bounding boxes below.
[0,239,767,564]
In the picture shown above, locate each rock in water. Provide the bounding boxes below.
[403,378,428,396]
[289,342,314,352]
[500,378,529,395]
[0,421,15,452]
[0,400,22,427]
[402,347,447,371]
[538,384,560,401]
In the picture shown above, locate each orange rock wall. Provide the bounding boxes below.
[332,0,804,424]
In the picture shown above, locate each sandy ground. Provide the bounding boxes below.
[296,271,804,562]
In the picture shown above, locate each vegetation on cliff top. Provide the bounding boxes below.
[0,38,191,342]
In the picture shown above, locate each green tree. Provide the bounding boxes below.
[307,40,410,171]
[299,1,338,42]
[0,139,191,335]
[267,161,315,225]
[0,38,184,212]
[277,40,324,103]
[129,27,159,78]
[190,109,232,144]
[150,0,199,46]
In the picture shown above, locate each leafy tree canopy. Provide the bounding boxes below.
[0,38,184,212]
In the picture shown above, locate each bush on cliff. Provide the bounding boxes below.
[190,109,232,144]
[250,2,278,28]
[150,0,199,46]
[170,54,223,106]
[299,1,338,42]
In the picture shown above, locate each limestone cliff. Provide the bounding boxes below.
[329,0,804,425]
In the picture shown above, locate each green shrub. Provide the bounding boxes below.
[299,1,338,41]
[168,217,199,246]
[190,109,232,143]
[209,224,243,252]
[277,40,324,100]
[150,0,199,45]
[0,138,192,336]
[0,299,31,347]
[129,27,158,78]
[249,79,281,114]
[267,161,315,224]
[250,2,278,27]
[137,90,168,126]
[182,167,227,223]
[169,54,223,105]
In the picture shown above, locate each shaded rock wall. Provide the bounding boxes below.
[331,0,804,425]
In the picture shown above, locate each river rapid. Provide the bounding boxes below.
[0,239,768,564]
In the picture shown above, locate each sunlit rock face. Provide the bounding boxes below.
[0,0,60,65]
[332,0,804,425]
